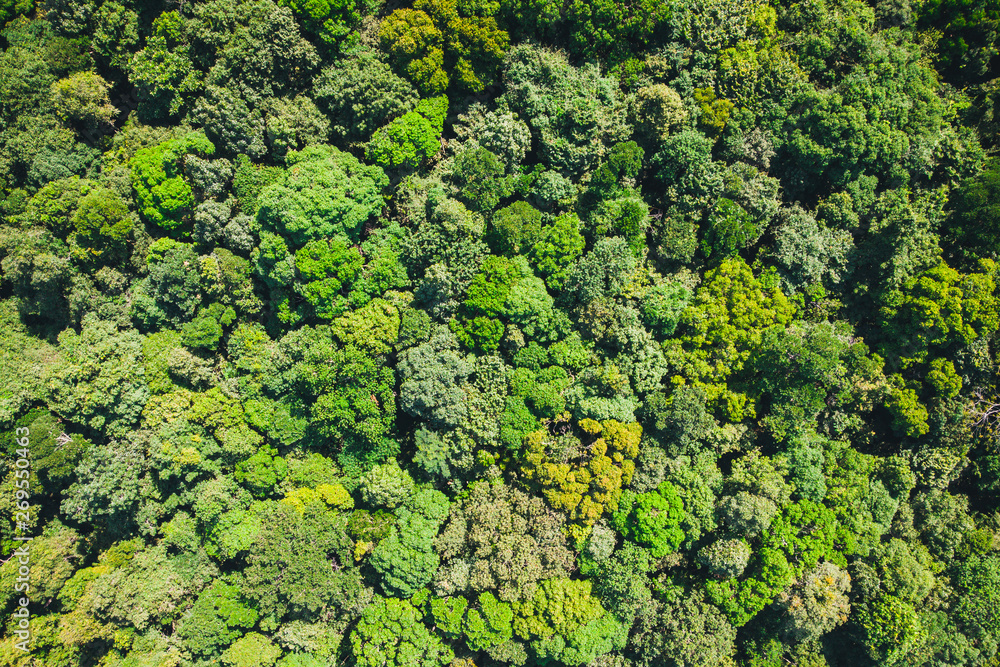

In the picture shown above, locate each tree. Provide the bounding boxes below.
[91,1,139,70]
[772,561,851,642]
[370,489,449,597]
[70,186,132,264]
[176,580,260,660]
[83,544,218,633]
[257,145,388,247]
[45,314,149,438]
[562,237,639,305]
[127,11,202,120]
[465,591,515,652]
[367,96,447,173]
[0,224,73,328]
[631,588,737,667]
[378,9,449,95]
[143,240,203,324]
[294,237,363,320]
[221,632,282,667]
[454,104,532,171]
[360,459,415,509]
[380,0,509,95]
[919,0,1000,83]
[588,540,655,624]
[629,84,687,146]
[521,418,642,540]
[666,256,795,422]
[529,212,586,290]
[0,0,32,25]
[451,255,521,351]
[856,594,923,666]
[350,597,453,667]
[701,197,757,260]
[434,480,574,600]
[278,0,369,46]
[296,334,398,473]
[130,132,215,235]
[502,44,628,176]
[314,48,419,142]
[953,553,1000,662]
[698,539,751,578]
[451,145,510,213]
[398,326,475,427]
[241,500,354,622]
[50,72,116,132]
[717,491,779,539]
[262,95,330,159]
[770,205,853,290]
[612,481,686,557]
[879,258,1000,372]
[511,577,626,664]
[489,201,542,256]
[191,85,268,159]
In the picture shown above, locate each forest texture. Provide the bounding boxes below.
[2,0,1000,665]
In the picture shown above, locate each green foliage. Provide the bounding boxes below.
[857,594,924,666]
[257,145,388,247]
[701,197,756,260]
[177,581,260,659]
[630,588,737,667]
[879,258,999,371]
[521,419,641,540]
[370,489,449,597]
[563,236,639,304]
[773,561,851,642]
[666,256,795,421]
[953,554,1000,660]
[296,334,398,473]
[489,200,542,255]
[630,84,687,145]
[240,500,354,622]
[2,2,998,665]
[0,0,32,24]
[434,480,574,600]
[130,132,215,234]
[46,314,149,437]
[451,255,521,351]
[294,237,363,319]
[70,186,133,264]
[50,71,116,131]
[465,591,514,651]
[613,481,685,557]
[698,538,751,579]
[235,445,289,498]
[529,212,586,290]
[315,48,419,142]
[503,44,628,176]
[350,597,453,667]
[127,12,202,120]
[694,87,735,135]
[452,145,510,212]
[279,0,368,46]
[512,577,604,639]
[588,540,654,622]
[367,96,447,172]
[221,632,282,667]
[380,0,509,95]
[640,281,690,338]
[919,0,1000,83]
[360,459,415,509]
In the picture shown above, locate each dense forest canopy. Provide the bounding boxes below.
[1,0,1000,665]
